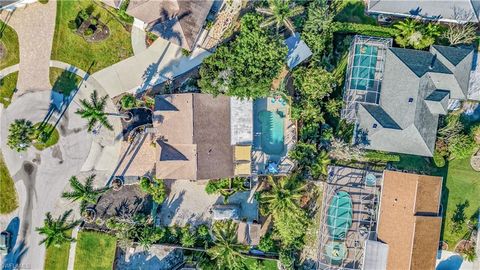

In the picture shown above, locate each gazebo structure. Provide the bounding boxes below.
[316,165,383,269]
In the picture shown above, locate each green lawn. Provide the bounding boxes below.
[49,67,82,96]
[44,230,72,270]
[74,231,117,270]
[441,155,480,249]
[0,71,18,108]
[243,257,278,270]
[32,122,60,151]
[334,0,377,25]
[0,21,20,70]
[392,152,480,250]
[51,0,133,73]
[0,152,18,214]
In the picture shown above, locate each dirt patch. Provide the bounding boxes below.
[470,150,480,172]
[77,17,110,43]
[0,41,6,61]
[454,239,474,253]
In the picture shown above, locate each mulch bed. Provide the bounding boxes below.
[76,17,110,43]
[0,42,6,61]
[454,239,473,253]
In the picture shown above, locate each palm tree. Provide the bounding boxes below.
[312,150,331,177]
[260,175,306,217]
[62,175,109,212]
[36,210,80,248]
[207,220,249,270]
[256,0,304,34]
[7,119,34,152]
[76,90,121,132]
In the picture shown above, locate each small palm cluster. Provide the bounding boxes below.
[76,90,113,132]
[35,210,80,248]
[394,19,441,49]
[7,119,34,152]
[207,220,248,269]
[256,0,304,34]
[62,174,109,212]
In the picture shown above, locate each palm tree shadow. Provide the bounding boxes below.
[2,240,28,270]
[149,8,190,48]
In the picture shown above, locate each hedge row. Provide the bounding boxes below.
[364,150,401,162]
[332,22,399,38]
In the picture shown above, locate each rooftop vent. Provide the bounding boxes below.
[408,98,414,103]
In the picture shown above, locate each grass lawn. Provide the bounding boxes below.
[335,0,377,25]
[51,0,133,73]
[243,257,278,270]
[392,152,479,250]
[44,230,72,270]
[441,155,480,249]
[32,122,60,151]
[49,67,82,96]
[0,71,18,108]
[0,152,18,214]
[0,21,20,70]
[74,231,117,270]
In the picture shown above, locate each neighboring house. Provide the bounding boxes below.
[125,0,214,51]
[375,170,443,270]
[342,35,474,156]
[0,0,36,11]
[367,0,480,23]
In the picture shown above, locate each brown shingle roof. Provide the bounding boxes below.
[154,93,233,180]
[378,170,442,270]
[127,0,213,50]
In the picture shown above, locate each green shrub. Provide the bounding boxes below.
[39,0,48,4]
[84,28,94,36]
[279,249,295,270]
[332,22,399,38]
[448,134,477,160]
[180,225,197,247]
[258,233,275,252]
[364,151,400,162]
[433,151,446,168]
[205,177,247,197]
[120,94,137,110]
[181,48,191,57]
[68,20,77,30]
[139,177,167,204]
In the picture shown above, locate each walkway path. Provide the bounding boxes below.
[92,37,211,97]
[0,64,19,78]
[0,0,56,95]
[131,25,147,56]
[66,226,80,270]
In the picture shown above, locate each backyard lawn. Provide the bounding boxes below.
[44,230,72,270]
[0,21,20,70]
[334,0,377,25]
[74,231,117,270]
[0,71,18,108]
[243,257,278,270]
[0,152,18,214]
[51,0,133,73]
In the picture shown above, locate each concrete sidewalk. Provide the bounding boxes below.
[92,37,211,98]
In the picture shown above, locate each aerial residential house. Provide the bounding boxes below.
[366,0,480,23]
[0,0,36,11]
[125,0,214,51]
[374,170,443,270]
[342,35,474,156]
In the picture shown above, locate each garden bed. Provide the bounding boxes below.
[51,0,133,73]
[0,71,18,108]
[0,21,19,69]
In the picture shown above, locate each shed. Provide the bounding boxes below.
[285,33,312,69]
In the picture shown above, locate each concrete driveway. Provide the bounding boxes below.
[92,37,211,97]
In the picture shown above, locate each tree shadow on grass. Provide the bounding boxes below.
[52,70,80,96]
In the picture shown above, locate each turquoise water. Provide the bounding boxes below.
[258,110,285,155]
[327,191,353,240]
[350,44,378,90]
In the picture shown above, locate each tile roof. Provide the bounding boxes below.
[378,170,442,270]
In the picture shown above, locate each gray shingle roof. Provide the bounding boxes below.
[425,90,450,101]
[433,45,474,66]
[361,104,401,129]
[389,47,451,77]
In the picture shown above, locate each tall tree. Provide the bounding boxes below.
[207,220,248,269]
[76,90,113,132]
[256,0,304,34]
[62,175,109,212]
[394,19,441,49]
[36,210,80,248]
[7,119,34,152]
[199,13,287,99]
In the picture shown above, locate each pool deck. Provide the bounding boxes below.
[251,97,296,175]
[317,166,383,270]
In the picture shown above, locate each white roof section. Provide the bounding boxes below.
[362,240,389,270]
[230,97,253,145]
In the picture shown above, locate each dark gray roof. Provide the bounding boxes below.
[425,90,450,101]
[361,104,401,129]
[432,45,474,66]
[389,47,451,77]
[0,0,18,8]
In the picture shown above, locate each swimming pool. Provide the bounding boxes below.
[258,110,285,155]
[327,191,353,240]
[349,44,378,91]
